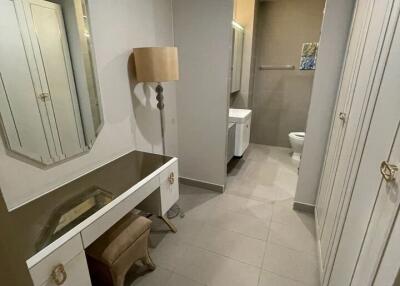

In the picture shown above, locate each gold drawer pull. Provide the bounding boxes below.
[168,172,175,185]
[380,161,398,182]
[51,264,67,285]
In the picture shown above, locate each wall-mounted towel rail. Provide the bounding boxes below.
[259,65,295,70]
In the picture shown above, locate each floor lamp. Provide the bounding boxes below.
[133,47,180,232]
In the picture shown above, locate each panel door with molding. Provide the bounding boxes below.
[21,0,85,159]
[329,11,400,284]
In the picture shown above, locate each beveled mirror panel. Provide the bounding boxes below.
[0,0,102,166]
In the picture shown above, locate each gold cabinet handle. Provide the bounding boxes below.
[51,264,67,285]
[380,161,399,182]
[168,172,175,185]
[339,112,346,122]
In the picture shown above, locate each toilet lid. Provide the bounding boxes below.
[291,132,305,138]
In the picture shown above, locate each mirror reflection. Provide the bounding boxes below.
[0,0,102,166]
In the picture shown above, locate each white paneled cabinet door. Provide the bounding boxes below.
[316,0,397,280]
[231,26,244,93]
[21,0,85,160]
[316,0,372,243]
[330,11,400,285]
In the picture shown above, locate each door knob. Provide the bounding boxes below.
[38,93,50,101]
[380,161,399,182]
[339,112,346,122]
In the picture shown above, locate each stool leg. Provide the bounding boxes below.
[142,250,156,271]
[111,271,125,286]
[159,216,177,233]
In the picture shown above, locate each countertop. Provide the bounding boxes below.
[0,151,172,263]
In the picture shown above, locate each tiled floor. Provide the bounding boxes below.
[129,144,320,286]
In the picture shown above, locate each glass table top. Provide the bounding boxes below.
[0,151,172,261]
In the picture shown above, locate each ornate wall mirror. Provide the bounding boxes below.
[0,0,103,166]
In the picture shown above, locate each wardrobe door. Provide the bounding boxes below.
[0,0,52,163]
[316,0,374,266]
[21,0,86,160]
[316,0,369,237]
[320,1,398,281]
[331,12,400,285]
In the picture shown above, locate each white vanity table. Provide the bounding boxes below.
[0,151,179,286]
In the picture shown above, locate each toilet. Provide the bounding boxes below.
[288,132,305,161]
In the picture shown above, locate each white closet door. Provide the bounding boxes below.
[22,0,85,159]
[320,0,398,279]
[373,186,400,285]
[316,0,371,239]
[316,0,377,268]
[340,15,400,285]
[0,0,51,163]
[328,6,400,285]
[354,128,400,286]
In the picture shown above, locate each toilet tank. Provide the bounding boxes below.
[229,109,252,157]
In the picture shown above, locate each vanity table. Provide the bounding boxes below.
[0,151,179,286]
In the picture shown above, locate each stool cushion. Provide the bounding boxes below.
[86,213,152,265]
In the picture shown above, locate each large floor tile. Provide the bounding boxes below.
[149,234,190,271]
[174,245,260,286]
[225,178,279,202]
[178,185,220,211]
[166,273,206,286]
[269,221,317,253]
[193,225,266,266]
[208,208,270,240]
[262,243,320,285]
[258,270,308,286]
[213,193,273,221]
[275,167,299,194]
[272,200,315,228]
[129,267,173,286]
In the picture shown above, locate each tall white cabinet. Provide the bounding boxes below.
[231,23,244,93]
[315,0,400,285]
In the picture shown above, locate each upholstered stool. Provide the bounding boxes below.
[86,213,155,286]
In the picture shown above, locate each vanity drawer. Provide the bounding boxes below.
[39,252,91,286]
[160,161,179,215]
[29,235,88,286]
[81,175,159,248]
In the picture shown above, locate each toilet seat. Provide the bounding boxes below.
[289,132,305,139]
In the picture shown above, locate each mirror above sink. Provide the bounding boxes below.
[0,0,102,167]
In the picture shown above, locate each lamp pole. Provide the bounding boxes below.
[155,83,166,155]
[154,83,180,233]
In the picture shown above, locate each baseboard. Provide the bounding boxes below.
[293,201,315,214]
[179,177,224,193]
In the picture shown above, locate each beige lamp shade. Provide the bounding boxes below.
[133,47,179,83]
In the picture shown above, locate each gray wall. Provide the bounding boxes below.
[251,0,325,147]
[295,0,356,206]
[173,0,233,188]
[0,0,177,210]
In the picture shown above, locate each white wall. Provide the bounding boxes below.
[173,0,233,188]
[0,0,177,210]
[294,0,356,206]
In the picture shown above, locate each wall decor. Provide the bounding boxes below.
[300,42,319,70]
